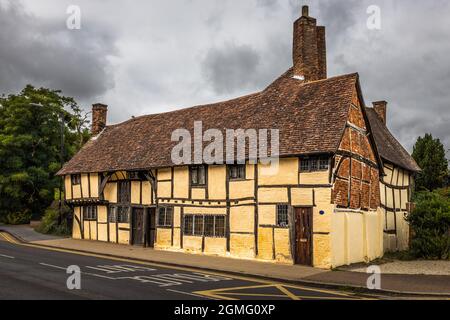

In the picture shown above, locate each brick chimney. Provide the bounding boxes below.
[373,101,387,125]
[293,6,327,81]
[91,103,108,135]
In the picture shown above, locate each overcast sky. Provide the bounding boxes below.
[1,0,449,153]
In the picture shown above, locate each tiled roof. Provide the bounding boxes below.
[366,108,421,172]
[57,69,358,175]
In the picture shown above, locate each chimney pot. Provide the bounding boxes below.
[373,101,387,125]
[302,5,309,17]
[92,103,108,135]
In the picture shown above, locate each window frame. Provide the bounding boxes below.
[190,165,207,187]
[158,206,174,227]
[276,204,289,228]
[183,214,226,238]
[108,205,130,223]
[228,164,246,181]
[117,180,131,204]
[300,156,330,172]
[71,174,81,185]
[83,206,97,221]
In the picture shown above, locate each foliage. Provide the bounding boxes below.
[412,134,448,191]
[407,191,450,260]
[35,207,71,236]
[0,85,90,224]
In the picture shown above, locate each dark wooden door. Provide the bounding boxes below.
[132,208,144,246]
[294,207,313,266]
[147,208,156,248]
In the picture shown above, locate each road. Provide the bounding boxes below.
[0,232,364,300]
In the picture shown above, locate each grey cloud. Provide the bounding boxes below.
[201,43,262,95]
[0,1,117,102]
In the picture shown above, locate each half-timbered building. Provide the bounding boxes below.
[57,6,419,268]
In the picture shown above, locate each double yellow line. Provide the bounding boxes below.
[0,231,21,244]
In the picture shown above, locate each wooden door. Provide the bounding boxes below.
[294,207,313,266]
[147,208,156,248]
[132,208,144,246]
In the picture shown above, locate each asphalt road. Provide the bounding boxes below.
[0,234,362,300]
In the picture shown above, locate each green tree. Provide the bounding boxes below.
[0,85,90,224]
[407,191,450,260]
[412,134,448,191]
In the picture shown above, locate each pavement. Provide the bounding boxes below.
[1,224,450,298]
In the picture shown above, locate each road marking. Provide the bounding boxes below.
[276,284,301,300]
[0,254,15,259]
[166,289,215,300]
[0,232,20,244]
[39,263,67,270]
[4,240,358,299]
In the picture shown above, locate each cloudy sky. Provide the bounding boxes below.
[1,0,449,153]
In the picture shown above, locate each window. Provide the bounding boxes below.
[158,207,173,227]
[118,181,131,203]
[109,206,130,223]
[184,215,194,235]
[71,174,81,185]
[276,204,289,227]
[127,171,141,180]
[183,215,226,238]
[83,206,97,221]
[229,164,246,180]
[300,157,329,172]
[191,165,207,186]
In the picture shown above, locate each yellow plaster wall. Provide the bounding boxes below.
[291,188,314,206]
[81,174,90,198]
[72,184,81,199]
[118,227,130,245]
[184,207,227,215]
[204,237,227,255]
[183,236,203,252]
[191,188,205,200]
[208,166,226,200]
[65,176,72,200]
[331,208,384,268]
[98,206,107,223]
[274,228,292,263]
[230,206,254,233]
[313,188,333,233]
[258,188,288,203]
[131,181,141,204]
[258,205,276,225]
[173,207,181,228]
[142,181,152,205]
[104,182,117,203]
[72,207,81,239]
[258,158,299,186]
[313,234,331,268]
[229,180,254,199]
[158,181,171,198]
[299,171,329,185]
[109,223,117,243]
[173,229,181,248]
[156,228,172,248]
[257,227,274,260]
[230,234,255,258]
[173,166,189,199]
[246,163,255,180]
[90,173,99,198]
[98,224,108,242]
[158,168,172,180]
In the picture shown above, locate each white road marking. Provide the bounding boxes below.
[0,254,15,259]
[166,289,216,300]
[39,263,67,270]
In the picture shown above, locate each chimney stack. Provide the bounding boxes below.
[373,101,387,125]
[91,103,108,135]
[293,6,327,81]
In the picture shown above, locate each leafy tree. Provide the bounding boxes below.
[412,134,448,191]
[407,191,450,260]
[0,85,90,224]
